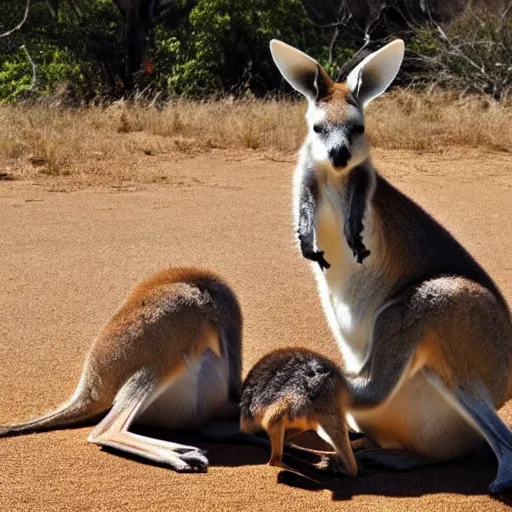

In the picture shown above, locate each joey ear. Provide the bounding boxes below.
[270,39,332,100]
[346,40,405,107]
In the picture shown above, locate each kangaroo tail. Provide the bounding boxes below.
[0,385,109,438]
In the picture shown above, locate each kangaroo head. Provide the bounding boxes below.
[270,39,404,171]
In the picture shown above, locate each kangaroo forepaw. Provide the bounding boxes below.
[354,247,371,264]
[303,249,330,271]
[315,251,331,271]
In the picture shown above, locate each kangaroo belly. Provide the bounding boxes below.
[136,351,230,429]
[314,195,395,373]
[349,371,481,460]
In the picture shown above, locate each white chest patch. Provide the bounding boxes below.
[312,180,386,373]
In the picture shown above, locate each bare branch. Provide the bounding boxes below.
[433,21,486,73]
[21,44,37,91]
[502,0,512,19]
[361,2,386,42]
[328,24,340,63]
[0,0,30,38]
[412,1,512,100]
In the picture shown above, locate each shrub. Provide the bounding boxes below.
[0,0,124,102]
[409,4,512,100]
[150,0,316,96]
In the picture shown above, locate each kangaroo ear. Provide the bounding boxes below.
[346,40,404,107]
[270,39,332,100]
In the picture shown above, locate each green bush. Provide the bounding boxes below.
[0,0,123,101]
[150,0,316,96]
[1,0,322,100]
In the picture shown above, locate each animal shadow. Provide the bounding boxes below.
[278,454,512,505]
[104,424,512,505]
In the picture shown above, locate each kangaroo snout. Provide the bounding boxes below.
[329,145,351,168]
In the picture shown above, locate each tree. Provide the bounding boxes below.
[111,0,180,88]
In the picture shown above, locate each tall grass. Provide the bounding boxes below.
[1,91,511,183]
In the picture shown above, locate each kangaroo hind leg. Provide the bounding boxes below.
[426,372,512,495]
[266,422,327,483]
[88,368,208,472]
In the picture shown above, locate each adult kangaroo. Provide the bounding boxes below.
[271,38,512,495]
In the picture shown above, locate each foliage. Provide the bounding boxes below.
[150,0,316,96]
[0,0,123,101]
[1,0,511,101]
[0,0,345,99]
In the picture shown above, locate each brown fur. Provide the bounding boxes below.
[318,83,355,125]
[240,348,358,477]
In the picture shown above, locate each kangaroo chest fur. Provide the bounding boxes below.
[311,167,388,373]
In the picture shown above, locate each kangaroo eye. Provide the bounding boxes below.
[313,124,324,134]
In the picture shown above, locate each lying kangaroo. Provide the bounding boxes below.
[0,267,242,472]
[271,38,512,494]
[240,347,357,478]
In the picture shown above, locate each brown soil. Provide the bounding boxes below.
[1,148,512,511]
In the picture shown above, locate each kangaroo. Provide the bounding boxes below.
[270,38,512,495]
[0,267,242,472]
[240,347,357,478]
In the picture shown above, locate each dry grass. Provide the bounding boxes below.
[1,91,511,185]
[369,91,512,152]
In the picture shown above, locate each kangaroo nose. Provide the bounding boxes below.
[329,146,351,168]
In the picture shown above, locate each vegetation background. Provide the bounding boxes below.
[2,0,512,101]
[1,0,512,183]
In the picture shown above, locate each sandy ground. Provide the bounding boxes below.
[1,148,512,511]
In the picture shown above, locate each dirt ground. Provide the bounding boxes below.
[1,147,512,511]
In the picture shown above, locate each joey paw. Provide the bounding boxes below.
[316,455,346,474]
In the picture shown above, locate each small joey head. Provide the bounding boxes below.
[270,39,405,172]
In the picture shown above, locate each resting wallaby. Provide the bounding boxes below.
[240,347,357,478]
[271,38,512,494]
[0,267,242,472]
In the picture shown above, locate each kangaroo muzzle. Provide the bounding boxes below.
[329,145,351,168]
